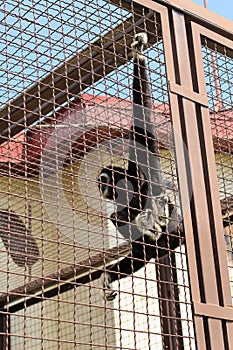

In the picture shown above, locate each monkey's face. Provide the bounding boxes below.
[97,166,126,200]
[98,171,112,199]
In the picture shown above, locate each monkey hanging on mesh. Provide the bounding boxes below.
[98,33,183,300]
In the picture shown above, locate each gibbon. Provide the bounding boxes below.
[98,33,183,300]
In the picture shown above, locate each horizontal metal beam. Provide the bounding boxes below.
[194,301,233,322]
[0,242,131,308]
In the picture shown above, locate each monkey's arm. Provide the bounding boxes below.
[129,37,164,198]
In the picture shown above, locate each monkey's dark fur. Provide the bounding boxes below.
[98,33,183,300]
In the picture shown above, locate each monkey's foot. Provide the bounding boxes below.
[99,272,117,301]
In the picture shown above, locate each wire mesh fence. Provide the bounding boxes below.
[0,0,232,349]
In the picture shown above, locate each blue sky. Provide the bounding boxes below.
[192,0,233,21]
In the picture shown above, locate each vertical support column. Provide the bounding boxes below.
[0,308,9,350]
[161,8,233,350]
[156,256,184,349]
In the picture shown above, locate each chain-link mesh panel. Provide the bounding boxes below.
[2,0,233,348]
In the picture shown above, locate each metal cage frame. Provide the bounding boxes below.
[0,0,233,348]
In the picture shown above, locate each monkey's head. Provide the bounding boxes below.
[97,166,126,200]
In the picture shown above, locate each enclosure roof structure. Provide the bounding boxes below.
[1,0,233,147]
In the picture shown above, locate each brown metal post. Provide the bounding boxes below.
[0,309,8,350]
[156,255,184,349]
[160,7,233,349]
